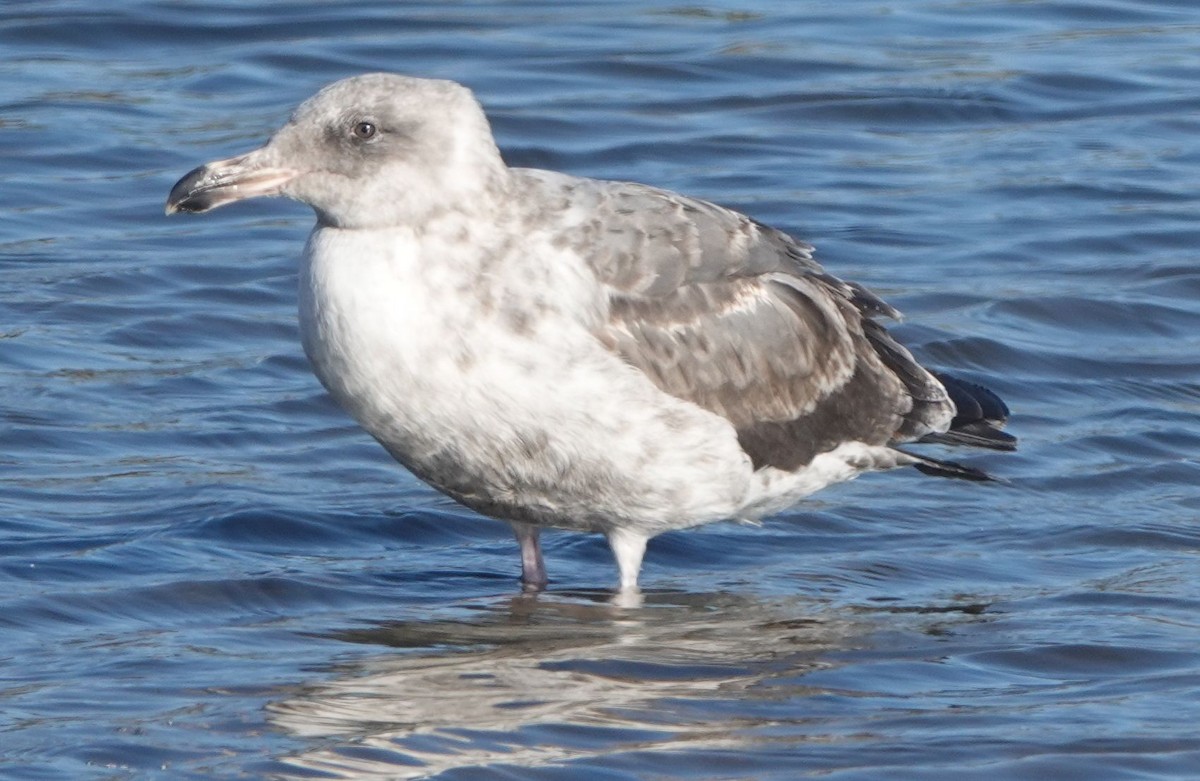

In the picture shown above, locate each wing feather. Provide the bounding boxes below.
[516,169,955,470]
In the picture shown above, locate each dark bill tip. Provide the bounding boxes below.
[164,153,297,216]
[165,164,220,215]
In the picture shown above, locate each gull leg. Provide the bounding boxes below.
[606,527,647,598]
[511,521,548,591]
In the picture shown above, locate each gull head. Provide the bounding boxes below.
[166,73,507,229]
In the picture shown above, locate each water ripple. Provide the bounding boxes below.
[4,0,1200,778]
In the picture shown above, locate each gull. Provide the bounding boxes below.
[166,73,1015,598]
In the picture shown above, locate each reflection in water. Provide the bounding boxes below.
[268,591,864,778]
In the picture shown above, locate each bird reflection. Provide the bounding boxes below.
[267,591,863,779]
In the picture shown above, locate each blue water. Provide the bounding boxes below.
[4,1,1200,778]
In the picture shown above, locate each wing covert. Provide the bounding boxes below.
[516,169,954,470]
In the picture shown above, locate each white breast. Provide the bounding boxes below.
[297,222,758,535]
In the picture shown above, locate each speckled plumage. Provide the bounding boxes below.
[167,73,1014,597]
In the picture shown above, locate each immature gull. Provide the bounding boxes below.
[166,73,1015,597]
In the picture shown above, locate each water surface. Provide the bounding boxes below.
[3,1,1200,778]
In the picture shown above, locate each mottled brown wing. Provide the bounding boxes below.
[516,170,954,470]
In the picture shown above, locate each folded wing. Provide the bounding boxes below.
[519,170,971,472]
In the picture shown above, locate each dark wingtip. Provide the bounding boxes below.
[921,425,1017,452]
[907,452,1002,483]
[934,371,1011,424]
[925,371,1017,451]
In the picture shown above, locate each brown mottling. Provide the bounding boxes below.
[453,347,476,372]
[520,263,548,288]
[515,429,551,460]
[474,288,497,316]
[659,408,690,433]
[637,440,663,468]
[505,306,533,335]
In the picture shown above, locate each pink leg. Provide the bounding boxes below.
[511,521,548,590]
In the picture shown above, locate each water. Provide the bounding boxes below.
[3,0,1200,778]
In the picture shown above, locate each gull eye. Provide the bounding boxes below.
[352,121,376,140]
